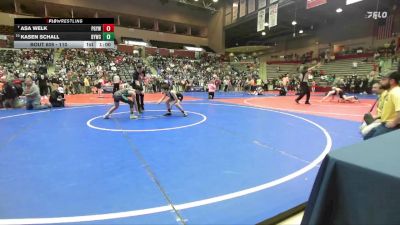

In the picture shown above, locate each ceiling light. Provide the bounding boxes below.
[184,46,204,51]
[261,31,266,36]
[336,8,343,13]
[292,20,297,26]
[124,40,148,46]
[299,29,304,34]
[194,0,198,1]
[346,0,363,5]
[233,3,238,7]
[213,0,218,2]
[264,22,269,27]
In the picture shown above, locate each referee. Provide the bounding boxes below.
[131,63,145,112]
[295,64,318,105]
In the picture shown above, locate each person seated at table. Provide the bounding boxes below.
[1,77,21,108]
[24,77,51,110]
[49,83,65,108]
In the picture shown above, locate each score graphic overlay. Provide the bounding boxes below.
[14,18,115,49]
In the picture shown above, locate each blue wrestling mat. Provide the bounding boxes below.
[0,102,362,224]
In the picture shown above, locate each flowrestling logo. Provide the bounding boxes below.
[365,11,388,20]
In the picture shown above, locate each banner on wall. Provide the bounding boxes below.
[306,0,327,9]
[257,9,266,32]
[232,1,239,21]
[248,0,256,13]
[258,0,267,9]
[268,3,278,27]
[270,0,279,4]
[239,0,247,17]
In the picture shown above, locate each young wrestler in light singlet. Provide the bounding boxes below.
[157,84,188,117]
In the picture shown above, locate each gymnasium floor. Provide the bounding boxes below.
[0,92,374,225]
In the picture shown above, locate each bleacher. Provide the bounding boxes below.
[54,49,140,82]
[266,63,299,78]
[229,62,257,75]
[266,58,376,79]
[318,59,374,77]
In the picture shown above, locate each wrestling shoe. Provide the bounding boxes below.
[305,102,311,105]
[103,114,111,119]
[164,112,172,116]
[130,114,138,120]
[183,112,188,117]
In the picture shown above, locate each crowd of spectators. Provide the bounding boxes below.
[0,48,260,109]
[1,46,397,110]
[148,54,258,93]
[53,49,148,95]
[335,75,374,94]
[0,49,53,80]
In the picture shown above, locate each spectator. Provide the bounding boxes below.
[96,76,104,98]
[1,77,21,108]
[83,76,91,94]
[24,77,51,110]
[374,51,380,60]
[256,76,263,90]
[72,74,81,94]
[282,74,289,93]
[379,59,384,73]
[207,80,216,99]
[223,77,230,92]
[352,61,358,70]
[360,82,387,137]
[0,76,6,108]
[50,75,59,92]
[364,72,400,139]
[49,83,65,107]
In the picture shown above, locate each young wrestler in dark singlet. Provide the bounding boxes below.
[321,87,359,102]
[157,84,187,117]
[104,87,139,119]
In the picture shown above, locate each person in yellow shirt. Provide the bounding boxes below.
[364,71,400,140]
[83,76,91,94]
